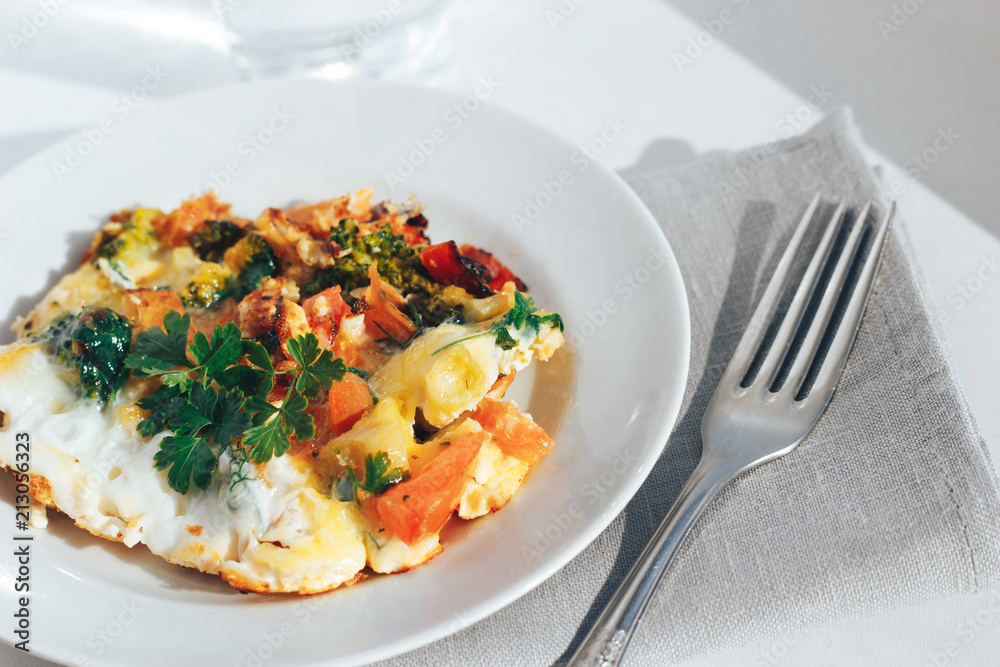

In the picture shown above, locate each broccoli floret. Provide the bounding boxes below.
[224,234,278,301]
[180,263,234,309]
[306,221,466,327]
[330,218,361,251]
[178,235,277,309]
[189,219,245,262]
[39,307,132,404]
[321,222,435,296]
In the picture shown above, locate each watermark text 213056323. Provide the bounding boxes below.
[11,431,33,652]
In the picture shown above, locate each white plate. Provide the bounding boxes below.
[0,79,689,666]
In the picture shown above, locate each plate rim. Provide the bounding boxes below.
[0,77,691,667]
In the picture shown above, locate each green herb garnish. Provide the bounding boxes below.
[126,311,347,494]
[334,450,407,501]
[433,291,563,354]
[37,306,133,405]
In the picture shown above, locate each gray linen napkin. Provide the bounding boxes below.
[376,109,1000,665]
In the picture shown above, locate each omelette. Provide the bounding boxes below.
[0,190,564,594]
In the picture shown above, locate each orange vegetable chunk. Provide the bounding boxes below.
[471,398,553,465]
[328,372,375,436]
[377,431,487,544]
[363,264,416,343]
[123,289,186,335]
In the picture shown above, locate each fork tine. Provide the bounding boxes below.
[806,201,895,403]
[753,200,847,391]
[721,192,821,389]
[782,202,871,397]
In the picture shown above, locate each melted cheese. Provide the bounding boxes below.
[370,325,499,428]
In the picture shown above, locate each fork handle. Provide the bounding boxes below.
[566,454,744,666]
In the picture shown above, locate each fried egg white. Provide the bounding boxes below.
[0,343,442,593]
[0,320,561,593]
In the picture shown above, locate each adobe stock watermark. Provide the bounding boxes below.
[520,446,639,564]
[564,243,671,351]
[510,116,628,234]
[73,600,145,666]
[673,0,753,73]
[382,75,500,189]
[11,431,32,653]
[50,65,169,182]
[336,0,404,60]
[545,0,591,30]
[923,590,1000,667]
[7,0,73,53]
[937,254,999,324]
[874,126,960,213]
[231,595,331,667]
[750,627,809,667]
[877,0,932,41]
[713,85,833,197]
[197,106,296,194]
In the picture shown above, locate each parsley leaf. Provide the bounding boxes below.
[169,382,218,436]
[285,330,322,368]
[243,392,312,463]
[286,334,347,398]
[500,291,564,334]
[135,384,185,437]
[212,388,251,444]
[244,395,279,424]
[493,326,519,351]
[126,310,193,374]
[361,451,406,495]
[215,364,271,398]
[131,318,350,494]
[433,290,564,354]
[189,322,246,381]
[538,312,564,331]
[153,435,216,495]
[243,412,291,464]
[245,340,274,372]
[337,450,407,500]
[503,291,533,330]
[280,392,314,441]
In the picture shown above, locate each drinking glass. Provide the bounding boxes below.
[214,0,452,79]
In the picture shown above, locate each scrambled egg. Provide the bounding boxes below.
[0,192,564,594]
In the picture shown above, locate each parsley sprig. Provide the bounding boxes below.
[332,450,407,501]
[125,311,347,494]
[434,291,564,354]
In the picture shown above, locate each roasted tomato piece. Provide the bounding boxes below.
[377,431,487,544]
[402,213,430,247]
[363,264,417,343]
[471,398,553,465]
[458,244,529,292]
[328,372,375,436]
[419,241,493,298]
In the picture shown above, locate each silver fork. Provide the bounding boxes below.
[567,194,895,666]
